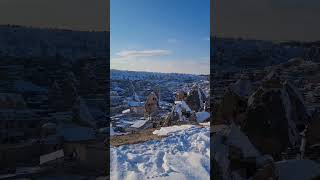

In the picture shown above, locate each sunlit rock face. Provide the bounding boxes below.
[186,85,206,112]
[175,90,187,101]
[144,92,159,118]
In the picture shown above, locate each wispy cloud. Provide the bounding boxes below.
[111,58,210,75]
[111,48,209,74]
[116,49,172,59]
[167,38,178,43]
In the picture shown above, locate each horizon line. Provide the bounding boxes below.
[0,24,109,33]
[110,68,209,76]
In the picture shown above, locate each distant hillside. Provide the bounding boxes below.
[0,25,109,59]
[211,37,320,72]
[110,69,206,81]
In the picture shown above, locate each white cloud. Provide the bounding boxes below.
[111,58,210,75]
[116,49,172,59]
[111,48,209,75]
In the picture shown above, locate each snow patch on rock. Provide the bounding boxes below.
[130,120,147,128]
[196,111,210,123]
[153,125,194,136]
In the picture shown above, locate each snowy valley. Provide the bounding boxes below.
[110,70,211,180]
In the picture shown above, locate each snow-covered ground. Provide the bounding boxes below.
[110,124,210,180]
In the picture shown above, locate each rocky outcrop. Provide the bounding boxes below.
[175,90,187,101]
[72,97,96,127]
[231,75,253,98]
[79,62,99,95]
[212,124,278,180]
[214,88,247,126]
[48,81,64,110]
[307,111,320,146]
[48,72,78,111]
[186,85,206,111]
[60,72,79,108]
[261,70,282,89]
[160,101,199,126]
[160,111,180,127]
[243,71,310,157]
[214,70,311,158]
[144,92,159,118]
[244,86,290,157]
[283,81,311,129]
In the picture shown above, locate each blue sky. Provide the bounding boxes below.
[111,0,210,75]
